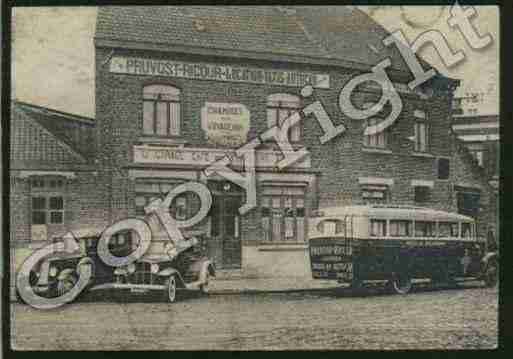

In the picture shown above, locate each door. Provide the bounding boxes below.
[208,193,243,269]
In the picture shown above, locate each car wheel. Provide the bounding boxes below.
[56,273,78,297]
[389,273,412,295]
[165,276,177,303]
[484,260,498,288]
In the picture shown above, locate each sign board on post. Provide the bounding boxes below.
[201,102,250,147]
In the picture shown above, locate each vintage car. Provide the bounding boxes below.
[24,217,215,303]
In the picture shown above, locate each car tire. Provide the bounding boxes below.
[165,276,177,303]
[389,273,412,295]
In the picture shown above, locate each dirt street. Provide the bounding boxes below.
[11,284,498,350]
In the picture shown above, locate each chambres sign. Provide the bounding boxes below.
[109,56,331,89]
[201,102,250,147]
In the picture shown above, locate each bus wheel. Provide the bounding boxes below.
[389,273,412,295]
[350,278,364,293]
[484,260,498,288]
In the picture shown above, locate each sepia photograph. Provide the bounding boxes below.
[7,4,500,350]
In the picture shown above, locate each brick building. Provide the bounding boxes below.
[10,6,498,281]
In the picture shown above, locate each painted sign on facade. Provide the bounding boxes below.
[201,102,250,147]
[109,56,330,89]
[133,146,311,169]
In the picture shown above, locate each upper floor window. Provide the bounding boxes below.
[143,85,181,137]
[413,109,429,153]
[267,93,301,143]
[363,103,387,149]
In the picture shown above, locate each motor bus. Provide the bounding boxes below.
[308,205,498,294]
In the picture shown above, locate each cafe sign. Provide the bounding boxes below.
[109,56,330,89]
[133,146,311,169]
[201,102,250,147]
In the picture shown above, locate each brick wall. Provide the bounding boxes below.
[95,46,497,240]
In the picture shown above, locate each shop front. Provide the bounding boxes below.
[126,145,318,276]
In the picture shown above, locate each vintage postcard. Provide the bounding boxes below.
[8,5,499,350]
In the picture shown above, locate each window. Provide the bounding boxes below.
[469,150,484,167]
[414,186,430,202]
[261,187,305,242]
[267,93,301,143]
[456,187,481,218]
[414,221,436,237]
[370,219,387,237]
[361,185,389,204]
[438,158,450,180]
[439,222,459,237]
[363,102,387,149]
[143,85,181,137]
[134,181,200,220]
[363,117,387,148]
[389,220,412,237]
[30,177,65,225]
[461,223,472,238]
[413,110,429,152]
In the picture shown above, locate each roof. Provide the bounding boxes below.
[95,6,434,75]
[11,101,96,161]
[316,205,474,222]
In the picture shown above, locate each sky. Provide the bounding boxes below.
[12,6,499,118]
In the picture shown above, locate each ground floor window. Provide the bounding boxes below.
[134,180,200,220]
[261,186,305,242]
[30,176,65,225]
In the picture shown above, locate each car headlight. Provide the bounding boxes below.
[49,266,58,277]
[165,243,177,258]
[150,263,159,274]
[127,263,136,274]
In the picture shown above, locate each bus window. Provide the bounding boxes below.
[317,219,345,236]
[461,223,472,239]
[370,219,387,237]
[389,220,411,237]
[415,221,436,237]
[439,222,458,237]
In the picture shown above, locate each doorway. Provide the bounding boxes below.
[207,182,243,269]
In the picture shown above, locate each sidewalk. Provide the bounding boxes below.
[209,275,340,294]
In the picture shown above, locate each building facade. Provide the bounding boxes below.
[10,6,498,283]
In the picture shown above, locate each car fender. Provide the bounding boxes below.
[157,267,186,288]
[157,267,180,277]
[481,252,499,271]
